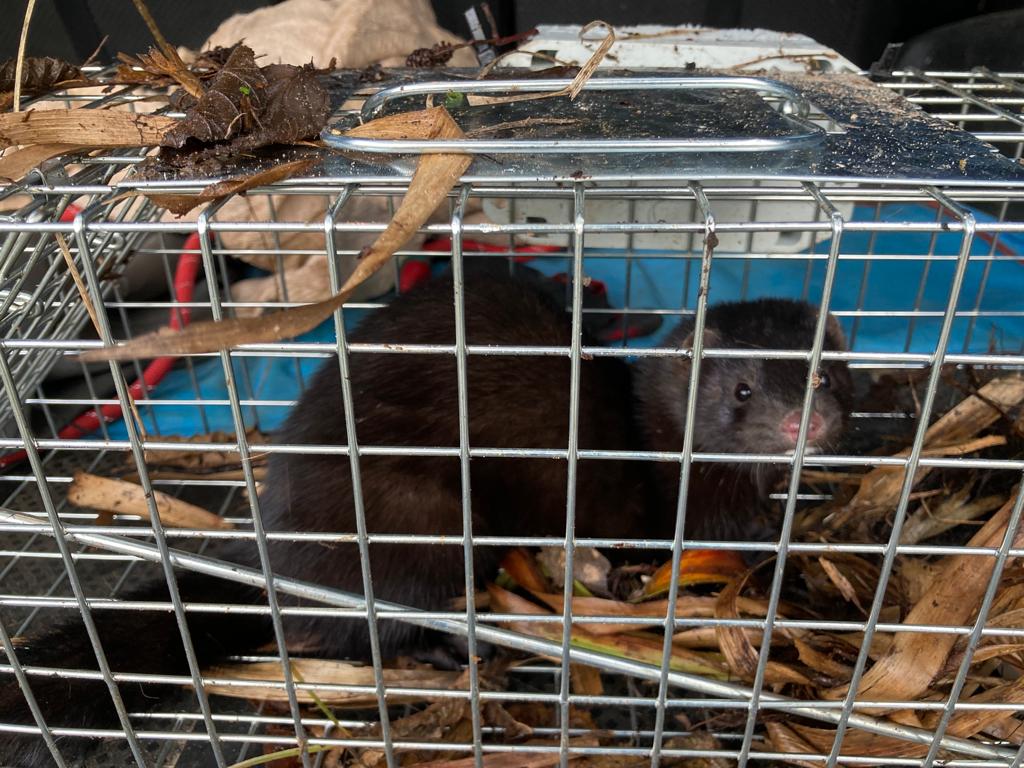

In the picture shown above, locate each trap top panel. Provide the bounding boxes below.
[128,68,1024,189]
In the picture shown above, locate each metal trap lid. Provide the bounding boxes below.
[313,68,1024,187]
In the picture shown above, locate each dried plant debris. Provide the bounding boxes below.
[0,56,83,109]
[160,43,267,148]
[406,41,456,68]
[66,470,233,530]
[192,370,1024,764]
[158,43,332,155]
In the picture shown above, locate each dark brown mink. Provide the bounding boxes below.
[633,298,853,543]
[0,265,852,766]
[0,261,652,766]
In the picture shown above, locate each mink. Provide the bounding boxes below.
[633,298,853,543]
[0,262,851,765]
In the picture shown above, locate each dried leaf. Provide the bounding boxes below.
[146,156,317,216]
[225,63,331,152]
[829,495,1023,707]
[161,44,267,148]
[569,664,603,696]
[118,46,202,98]
[715,571,810,686]
[819,558,865,613]
[139,428,266,469]
[486,584,729,678]
[787,678,1024,763]
[500,547,553,594]
[81,107,470,363]
[764,721,821,768]
[0,56,81,98]
[66,471,232,530]
[204,658,462,707]
[0,110,175,149]
[408,743,593,768]
[793,637,853,683]
[901,486,1006,545]
[830,377,1024,530]
[537,546,611,595]
[641,548,748,599]
[0,142,90,181]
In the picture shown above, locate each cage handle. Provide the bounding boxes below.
[322,75,827,155]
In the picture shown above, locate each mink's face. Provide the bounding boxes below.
[659,299,854,461]
[689,353,852,457]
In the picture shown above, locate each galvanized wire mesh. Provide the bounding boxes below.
[1,68,1024,767]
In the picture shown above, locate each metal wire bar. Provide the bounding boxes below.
[450,184,484,768]
[323,187,398,768]
[648,181,716,768]
[73,203,228,767]
[554,181,588,768]
[734,180,848,767]
[0,351,149,766]
[196,201,312,767]
[823,188,979,767]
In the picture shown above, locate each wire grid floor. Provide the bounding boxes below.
[1,67,1024,766]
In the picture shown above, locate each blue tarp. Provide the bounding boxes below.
[104,202,1024,440]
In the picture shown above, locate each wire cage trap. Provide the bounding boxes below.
[3,24,1024,768]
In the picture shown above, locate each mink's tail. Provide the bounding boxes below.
[0,569,269,767]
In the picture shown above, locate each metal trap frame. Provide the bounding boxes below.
[2,56,1024,768]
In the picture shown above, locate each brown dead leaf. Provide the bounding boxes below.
[793,637,853,684]
[0,110,175,149]
[0,142,91,181]
[901,486,1006,545]
[828,495,1023,707]
[640,548,748,600]
[500,547,553,594]
[486,585,729,678]
[145,157,317,216]
[570,664,603,696]
[204,658,463,707]
[764,721,820,768]
[715,570,810,686]
[819,558,865,613]
[66,471,232,530]
[830,377,1024,531]
[80,106,470,363]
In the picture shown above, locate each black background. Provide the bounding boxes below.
[2,1,1024,72]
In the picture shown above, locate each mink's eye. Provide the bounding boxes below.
[817,372,831,389]
[734,383,752,402]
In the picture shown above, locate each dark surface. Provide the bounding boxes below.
[3,0,1023,70]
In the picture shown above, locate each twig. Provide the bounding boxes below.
[56,232,148,438]
[465,117,578,137]
[81,34,110,69]
[440,20,615,108]
[55,234,100,334]
[128,0,203,98]
[13,0,38,112]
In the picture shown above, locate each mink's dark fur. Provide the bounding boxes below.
[0,262,651,766]
[633,298,853,542]
[0,265,852,766]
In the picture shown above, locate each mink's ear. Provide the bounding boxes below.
[677,327,722,377]
[823,311,847,351]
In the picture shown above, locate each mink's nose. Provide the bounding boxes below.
[781,410,825,445]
